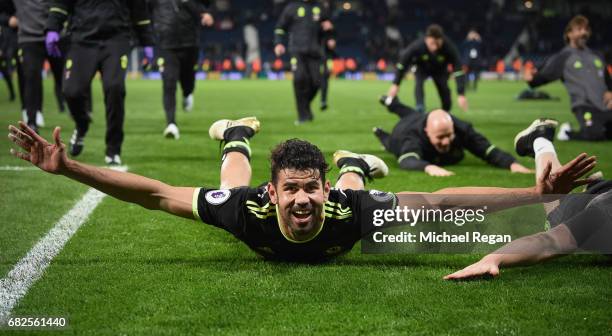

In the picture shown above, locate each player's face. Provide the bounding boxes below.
[269,169,331,236]
[568,25,590,48]
[426,127,455,153]
[425,37,443,54]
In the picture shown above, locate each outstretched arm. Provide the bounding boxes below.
[397,153,596,211]
[444,224,577,280]
[8,122,196,220]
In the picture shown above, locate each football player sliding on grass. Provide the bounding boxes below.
[7,118,597,262]
[446,119,611,280]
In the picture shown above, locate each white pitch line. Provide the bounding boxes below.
[0,166,128,324]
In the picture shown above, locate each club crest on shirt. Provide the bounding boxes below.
[205,190,231,205]
[369,190,394,203]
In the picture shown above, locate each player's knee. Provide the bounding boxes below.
[63,84,86,101]
[163,80,177,91]
[103,81,126,96]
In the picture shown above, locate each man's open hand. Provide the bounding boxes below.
[8,122,68,174]
[425,165,455,177]
[536,153,596,195]
[510,162,534,174]
[444,257,500,280]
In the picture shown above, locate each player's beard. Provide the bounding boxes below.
[435,144,451,153]
[285,204,324,237]
[576,35,588,48]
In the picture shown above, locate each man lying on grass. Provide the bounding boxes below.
[7,117,597,262]
[446,119,611,280]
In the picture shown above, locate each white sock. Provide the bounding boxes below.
[533,137,555,159]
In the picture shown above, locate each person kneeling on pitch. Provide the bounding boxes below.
[7,118,595,262]
[374,96,532,177]
[446,119,608,280]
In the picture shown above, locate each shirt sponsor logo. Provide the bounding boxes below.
[205,190,231,205]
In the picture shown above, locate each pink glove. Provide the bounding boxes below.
[144,46,154,60]
[45,31,61,57]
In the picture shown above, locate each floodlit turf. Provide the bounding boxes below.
[1,78,610,335]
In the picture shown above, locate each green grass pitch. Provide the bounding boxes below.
[1,78,610,335]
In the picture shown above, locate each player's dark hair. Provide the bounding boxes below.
[270,139,330,184]
[564,15,590,44]
[426,24,444,39]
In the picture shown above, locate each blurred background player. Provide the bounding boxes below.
[0,0,16,102]
[45,0,155,165]
[7,0,68,132]
[462,29,482,91]
[148,0,214,140]
[524,15,612,142]
[274,0,334,124]
[319,0,335,111]
[386,24,468,114]
[375,96,531,177]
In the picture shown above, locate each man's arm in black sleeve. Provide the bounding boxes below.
[528,50,570,88]
[181,0,209,19]
[129,0,155,46]
[274,3,293,46]
[461,120,515,169]
[392,44,416,86]
[447,40,466,95]
[46,0,73,32]
[397,139,430,171]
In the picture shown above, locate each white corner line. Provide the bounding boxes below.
[0,165,128,324]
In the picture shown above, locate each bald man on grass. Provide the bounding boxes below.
[375,96,532,177]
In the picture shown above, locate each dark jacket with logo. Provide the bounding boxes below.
[274,0,329,57]
[46,0,154,46]
[393,37,466,95]
[529,45,612,112]
[148,0,209,49]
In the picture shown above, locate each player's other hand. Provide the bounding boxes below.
[510,162,534,174]
[603,91,612,110]
[8,16,18,28]
[143,46,154,61]
[387,84,399,98]
[274,44,286,57]
[535,153,596,195]
[425,165,455,177]
[321,20,333,31]
[201,13,214,27]
[444,256,500,280]
[8,122,69,175]
[45,31,62,58]
[457,95,468,112]
[327,39,336,50]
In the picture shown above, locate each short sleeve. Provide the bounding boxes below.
[194,187,250,236]
[343,189,398,237]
